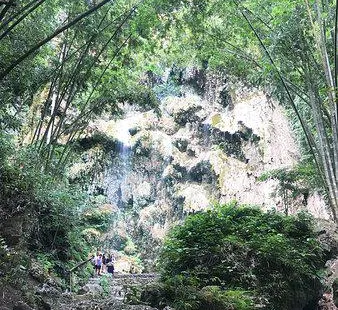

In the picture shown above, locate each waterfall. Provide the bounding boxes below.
[105,118,134,209]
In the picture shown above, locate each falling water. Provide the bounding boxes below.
[200,122,212,148]
[104,119,134,209]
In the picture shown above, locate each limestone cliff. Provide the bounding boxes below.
[70,69,331,265]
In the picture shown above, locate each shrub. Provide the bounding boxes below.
[199,286,253,310]
[158,202,327,310]
[141,275,253,310]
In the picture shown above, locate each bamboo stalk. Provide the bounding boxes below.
[0,0,113,80]
[0,0,46,41]
[0,0,38,30]
[0,0,15,22]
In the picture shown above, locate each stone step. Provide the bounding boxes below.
[55,273,160,309]
[84,273,159,295]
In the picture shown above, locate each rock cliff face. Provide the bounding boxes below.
[73,69,331,264]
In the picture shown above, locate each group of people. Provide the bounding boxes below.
[92,252,115,276]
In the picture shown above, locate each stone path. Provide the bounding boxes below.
[54,273,159,310]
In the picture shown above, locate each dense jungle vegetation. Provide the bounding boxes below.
[1,0,338,309]
[149,203,327,310]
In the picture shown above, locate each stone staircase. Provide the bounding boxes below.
[54,273,159,310]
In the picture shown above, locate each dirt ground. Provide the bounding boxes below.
[0,285,24,309]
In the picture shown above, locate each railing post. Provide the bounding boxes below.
[68,257,93,294]
[69,271,72,293]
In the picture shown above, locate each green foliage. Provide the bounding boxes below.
[199,286,253,310]
[142,275,253,310]
[0,0,165,171]
[99,274,111,296]
[82,209,112,232]
[0,133,14,164]
[0,140,110,279]
[36,253,54,274]
[259,160,321,193]
[124,284,142,305]
[124,237,138,255]
[158,203,326,310]
[258,159,324,214]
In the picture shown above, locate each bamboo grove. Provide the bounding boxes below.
[1,0,338,221]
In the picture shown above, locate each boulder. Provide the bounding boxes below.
[29,261,46,283]
[36,283,61,297]
[78,283,104,296]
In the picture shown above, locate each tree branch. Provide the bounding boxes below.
[0,0,113,81]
